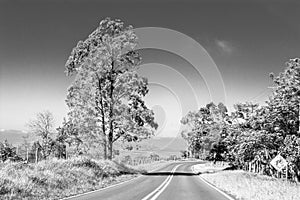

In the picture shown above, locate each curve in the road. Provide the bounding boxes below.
[141,164,182,200]
[63,161,234,200]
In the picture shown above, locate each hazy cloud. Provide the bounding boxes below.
[215,39,234,54]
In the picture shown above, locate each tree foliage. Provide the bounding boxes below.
[27,110,56,159]
[65,18,157,160]
[181,58,300,179]
[181,102,228,159]
[0,140,22,162]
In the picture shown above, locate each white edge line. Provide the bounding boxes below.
[60,174,140,200]
[60,161,176,200]
[191,165,235,200]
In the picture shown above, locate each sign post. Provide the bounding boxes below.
[286,164,288,180]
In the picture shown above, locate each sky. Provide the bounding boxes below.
[0,0,300,136]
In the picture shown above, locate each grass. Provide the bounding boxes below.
[0,157,143,200]
[193,162,229,173]
[201,170,300,200]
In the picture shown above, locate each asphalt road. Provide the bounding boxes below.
[65,161,231,200]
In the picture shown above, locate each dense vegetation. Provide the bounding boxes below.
[181,58,300,181]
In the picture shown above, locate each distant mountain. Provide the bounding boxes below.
[0,130,28,145]
[0,130,188,158]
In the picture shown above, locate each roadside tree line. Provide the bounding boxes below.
[181,58,300,181]
[1,111,70,163]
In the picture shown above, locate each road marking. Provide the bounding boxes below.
[141,164,182,200]
[60,162,177,200]
[191,165,235,200]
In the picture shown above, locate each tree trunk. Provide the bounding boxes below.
[107,60,115,160]
[97,75,108,160]
[102,133,107,160]
[107,136,113,160]
[101,110,107,159]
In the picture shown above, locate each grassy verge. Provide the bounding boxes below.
[0,157,142,200]
[193,162,229,174]
[201,170,300,200]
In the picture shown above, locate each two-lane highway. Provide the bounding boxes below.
[64,161,231,200]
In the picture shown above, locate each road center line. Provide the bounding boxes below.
[141,164,182,200]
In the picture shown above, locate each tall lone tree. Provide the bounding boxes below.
[65,18,157,160]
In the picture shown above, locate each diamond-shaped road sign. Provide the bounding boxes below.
[270,154,287,171]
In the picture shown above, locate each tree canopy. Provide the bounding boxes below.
[64,18,157,159]
[181,58,300,179]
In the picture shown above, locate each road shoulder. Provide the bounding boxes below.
[191,163,236,200]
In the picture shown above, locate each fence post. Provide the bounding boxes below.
[66,145,68,159]
[286,164,288,180]
[249,162,251,172]
[255,162,258,173]
[35,148,38,163]
[256,162,258,173]
[26,147,29,162]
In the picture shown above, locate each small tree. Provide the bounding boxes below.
[0,140,21,162]
[27,110,56,160]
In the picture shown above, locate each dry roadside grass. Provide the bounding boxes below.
[0,157,141,200]
[201,170,300,200]
[0,157,173,200]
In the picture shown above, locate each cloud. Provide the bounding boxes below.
[215,39,234,54]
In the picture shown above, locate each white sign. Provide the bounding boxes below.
[270,154,287,171]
